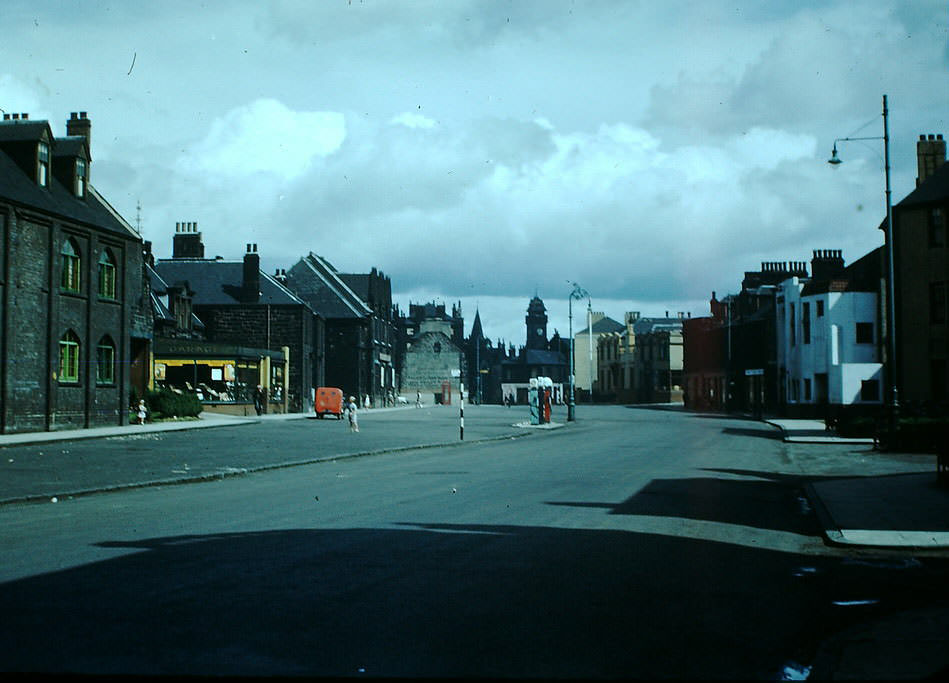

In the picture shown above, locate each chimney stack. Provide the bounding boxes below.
[172,220,205,259]
[811,249,845,281]
[243,243,260,303]
[66,111,92,152]
[917,133,946,187]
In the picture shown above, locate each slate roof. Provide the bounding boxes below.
[896,161,949,208]
[153,259,310,308]
[575,316,624,336]
[0,124,137,240]
[0,119,50,141]
[631,317,683,336]
[286,253,371,319]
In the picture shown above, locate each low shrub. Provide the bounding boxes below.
[144,388,203,419]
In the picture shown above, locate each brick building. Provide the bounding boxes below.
[683,294,727,412]
[892,134,948,408]
[0,111,150,433]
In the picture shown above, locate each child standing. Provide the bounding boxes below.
[136,400,147,425]
[346,395,359,433]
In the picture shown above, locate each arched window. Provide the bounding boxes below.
[59,330,80,383]
[98,249,116,299]
[96,336,115,385]
[61,239,81,292]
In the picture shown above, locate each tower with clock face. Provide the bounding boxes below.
[525,296,548,350]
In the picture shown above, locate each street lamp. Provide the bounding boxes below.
[567,281,589,422]
[828,94,899,436]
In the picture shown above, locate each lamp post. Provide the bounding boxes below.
[567,281,589,422]
[828,94,899,436]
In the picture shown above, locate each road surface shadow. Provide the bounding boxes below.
[0,524,855,679]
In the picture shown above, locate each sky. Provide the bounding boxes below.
[2,0,948,345]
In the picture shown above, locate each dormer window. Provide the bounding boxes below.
[75,158,87,198]
[38,141,50,187]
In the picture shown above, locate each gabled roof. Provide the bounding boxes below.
[154,259,310,308]
[0,137,138,241]
[576,316,624,336]
[52,135,89,160]
[286,253,371,319]
[0,119,51,142]
[896,161,949,208]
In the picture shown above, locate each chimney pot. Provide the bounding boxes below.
[939,134,944,141]
[11,114,19,120]
[929,134,935,140]
[79,112,87,119]
[2,114,9,120]
[22,113,28,120]
[921,134,926,141]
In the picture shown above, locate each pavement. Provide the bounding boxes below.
[1,410,947,679]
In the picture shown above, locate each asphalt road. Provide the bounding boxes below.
[1,405,946,678]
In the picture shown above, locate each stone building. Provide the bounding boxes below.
[153,228,320,412]
[0,111,150,433]
[598,313,684,404]
[398,301,465,403]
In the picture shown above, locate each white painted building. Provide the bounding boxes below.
[776,275,882,407]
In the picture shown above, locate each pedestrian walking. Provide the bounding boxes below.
[136,400,147,425]
[346,395,359,433]
[416,390,422,408]
[253,385,264,416]
[363,394,370,410]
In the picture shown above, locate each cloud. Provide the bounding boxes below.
[178,98,346,181]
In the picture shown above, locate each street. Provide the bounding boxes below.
[1,405,946,678]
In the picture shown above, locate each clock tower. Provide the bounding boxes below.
[525,296,548,350]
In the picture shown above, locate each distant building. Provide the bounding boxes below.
[598,312,684,404]
[398,301,464,403]
[0,111,150,433]
[499,296,567,404]
[573,312,623,397]
[683,294,727,412]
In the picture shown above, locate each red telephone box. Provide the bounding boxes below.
[441,380,452,406]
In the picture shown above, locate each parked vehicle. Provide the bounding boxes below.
[315,387,344,419]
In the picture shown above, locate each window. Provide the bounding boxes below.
[855,322,874,344]
[931,282,947,324]
[98,249,116,299]
[38,141,49,187]
[929,208,946,247]
[75,158,87,198]
[860,379,880,402]
[59,331,80,383]
[802,302,811,344]
[61,239,81,292]
[816,300,825,318]
[790,303,796,346]
[96,338,115,385]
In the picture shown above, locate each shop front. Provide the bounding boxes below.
[152,338,288,415]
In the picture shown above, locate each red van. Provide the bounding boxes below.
[315,387,344,419]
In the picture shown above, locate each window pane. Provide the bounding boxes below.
[59,332,79,383]
[97,343,115,384]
